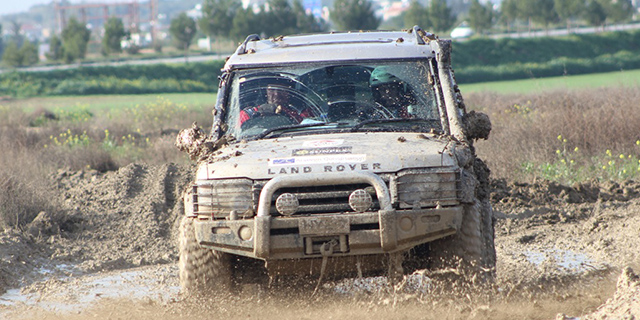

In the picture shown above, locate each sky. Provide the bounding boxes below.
[0,0,128,16]
[0,0,52,16]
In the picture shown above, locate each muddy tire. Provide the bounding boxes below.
[178,216,233,295]
[428,197,496,283]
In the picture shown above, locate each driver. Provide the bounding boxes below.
[369,67,417,118]
[239,85,312,125]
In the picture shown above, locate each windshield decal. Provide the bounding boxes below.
[269,154,366,166]
[301,139,344,148]
[292,146,352,156]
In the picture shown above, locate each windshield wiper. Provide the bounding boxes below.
[351,118,438,131]
[256,122,330,139]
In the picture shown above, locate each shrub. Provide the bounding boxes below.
[466,86,640,183]
[0,60,224,97]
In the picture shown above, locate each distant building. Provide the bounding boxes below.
[303,0,323,18]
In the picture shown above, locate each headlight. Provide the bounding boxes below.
[396,169,458,209]
[191,179,253,218]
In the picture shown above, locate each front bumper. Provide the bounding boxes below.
[193,171,462,260]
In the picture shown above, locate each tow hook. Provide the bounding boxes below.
[320,239,338,257]
[313,239,339,295]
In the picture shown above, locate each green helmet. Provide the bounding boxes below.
[369,67,402,87]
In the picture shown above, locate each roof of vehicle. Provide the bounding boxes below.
[224,27,442,69]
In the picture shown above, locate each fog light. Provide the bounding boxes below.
[349,189,373,212]
[276,193,299,216]
[399,216,413,231]
[238,226,253,240]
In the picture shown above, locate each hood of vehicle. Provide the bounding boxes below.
[197,132,457,180]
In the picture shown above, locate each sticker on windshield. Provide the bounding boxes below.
[301,139,344,148]
[292,146,352,156]
[269,154,366,166]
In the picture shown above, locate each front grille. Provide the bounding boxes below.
[253,182,381,216]
[250,169,460,216]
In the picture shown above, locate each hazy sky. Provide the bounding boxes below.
[0,0,52,16]
[0,0,128,16]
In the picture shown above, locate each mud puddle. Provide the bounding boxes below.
[0,264,179,318]
[0,247,616,320]
[2,164,639,319]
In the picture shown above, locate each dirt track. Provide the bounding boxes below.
[1,163,639,319]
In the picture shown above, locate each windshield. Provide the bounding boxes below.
[224,60,442,139]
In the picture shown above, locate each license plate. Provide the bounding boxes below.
[298,216,350,236]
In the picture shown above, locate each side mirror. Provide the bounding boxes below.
[463,110,491,141]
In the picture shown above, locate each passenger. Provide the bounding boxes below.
[239,85,312,125]
[369,67,417,118]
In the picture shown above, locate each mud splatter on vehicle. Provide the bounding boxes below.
[175,27,495,294]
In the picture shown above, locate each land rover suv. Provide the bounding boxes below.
[177,27,495,292]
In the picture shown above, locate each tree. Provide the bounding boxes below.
[2,41,21,67]
[199,0,239,40]
[426,0,455,32]
[583,0,607,29]
[102,17,126,56]
[9,21,24,48]
[330,0,381,31]
[19,40,39,66]
[46,35,64,61]
[517,0,538,32]
[0,24,4,58]
[264,0,297,36]
[61,17,91,63]
[404,1,429,29]
[230,7,259,41]
[468,0,494,34]
[170,13,197,61]
[601,0,633,24]
[500,0,519,31]
[292,0,326,34]
[530,0,558,31]
[1,39,38,67]
[554,0,584,32]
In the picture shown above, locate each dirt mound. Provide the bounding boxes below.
[562,267,640,320]
[0,231,45,294]
[491,179,640,212]
[48,163,194,272]
[3,165,640,319]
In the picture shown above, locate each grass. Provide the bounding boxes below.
[460,68,640,94]
[1,93,216,113]
[0,94,213,230]
[1,71,639,230]
[466,85,640,183]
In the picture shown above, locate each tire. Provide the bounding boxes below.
[178,216,233,295]
[428,197,496,283]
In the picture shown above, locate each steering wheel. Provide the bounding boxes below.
[356,101,394,120]
[327,100,395,122]
[240,113,298,135]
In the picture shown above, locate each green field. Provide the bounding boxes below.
[2,92,216,113]
[4,68,639,113]
[459,68,640,94]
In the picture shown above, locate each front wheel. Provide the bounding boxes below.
[428,198,496,283]
[178,216,233,295]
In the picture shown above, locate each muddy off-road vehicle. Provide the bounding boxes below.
[176,27,495,293]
